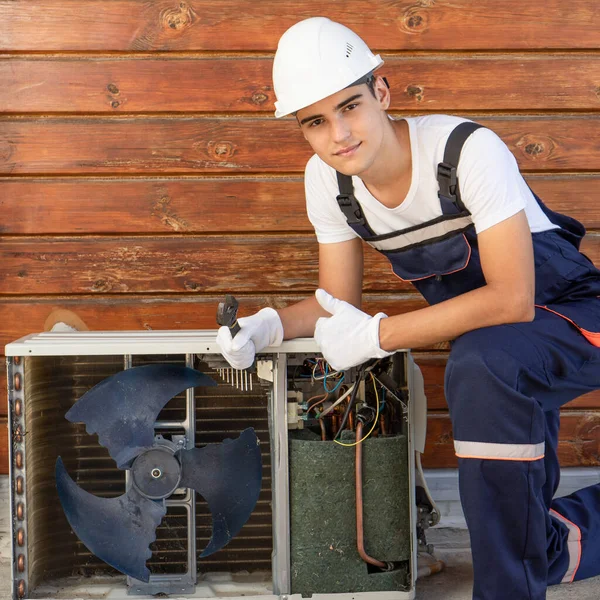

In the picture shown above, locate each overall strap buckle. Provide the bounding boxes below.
[437,121,484,213]
[336,193,366,226]
[437,162,459,204]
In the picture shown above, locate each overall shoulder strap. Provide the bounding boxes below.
[437,121,484,213]
[335,171,377,238]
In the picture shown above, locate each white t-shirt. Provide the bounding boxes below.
[305,114,557,244]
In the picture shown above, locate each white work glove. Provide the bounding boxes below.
[314,289,393,371]
[216,307,284,370]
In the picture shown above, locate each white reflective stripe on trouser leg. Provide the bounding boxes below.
[550,509,582,583]
[454,440,545,461]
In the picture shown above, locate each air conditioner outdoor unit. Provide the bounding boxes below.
[5,331,437,600]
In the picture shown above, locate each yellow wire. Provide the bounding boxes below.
[334,372,379,447]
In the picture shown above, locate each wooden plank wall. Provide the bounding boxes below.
[1,1,599,473]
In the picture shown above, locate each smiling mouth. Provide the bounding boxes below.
[334,143,361,157]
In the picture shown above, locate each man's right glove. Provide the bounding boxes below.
[216,307,284,369]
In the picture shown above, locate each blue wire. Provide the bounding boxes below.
[378,388,386,411]
[324,372,345,394]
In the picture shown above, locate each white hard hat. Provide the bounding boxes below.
[272,17,384,118]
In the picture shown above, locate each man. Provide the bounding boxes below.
[217,17,600,600]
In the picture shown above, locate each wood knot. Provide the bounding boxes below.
[516,134,556,161]
[525,142,544,156]
[251,91,269,105]
[207,140,236,160]
[405,84,425,101]
[407,14,423,28]
[594,86,600,99]
[161,2,197,32]
[400,6,429,34]
[184,280,199,291]
[0,140,14,162]
[92,278,113,293]
[152,193,189,231]
[107,83,124,109]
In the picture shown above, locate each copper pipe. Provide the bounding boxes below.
[331,414,339,438]
[355,422,387,568]
[348,410,355,431]
[319,418,327,441]
[417,558,446,579]
[380,414,387,436]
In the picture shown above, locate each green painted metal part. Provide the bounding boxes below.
[289,433,411,595]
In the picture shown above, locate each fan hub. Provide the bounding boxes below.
[131,447,182,499]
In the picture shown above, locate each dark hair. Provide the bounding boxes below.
[365,75,377,98]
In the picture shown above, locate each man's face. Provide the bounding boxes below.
[295,77,391,176]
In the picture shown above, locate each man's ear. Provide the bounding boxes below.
[374,76,391,110]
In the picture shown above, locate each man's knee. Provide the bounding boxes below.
[444,326,548,447]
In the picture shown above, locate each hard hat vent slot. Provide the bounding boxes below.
[345,43,354,58]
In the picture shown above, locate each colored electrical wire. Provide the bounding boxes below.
[318,383,355,418]
[305,392,329,415]
[324,371,345,394]
[334,373,380,448]
[333,364,366,437]
[312,358,343,382]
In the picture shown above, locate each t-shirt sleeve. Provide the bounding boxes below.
[304,155,359,244]
[457,127,531,234]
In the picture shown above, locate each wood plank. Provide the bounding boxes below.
[1,116,599,175]
[525,175,600,228]
[0,295,428,349]
[1,174,599,235]
[414,354,600,411]
[0,178,310,234]
[1,1,599,51]
[0,234,598,295]
[421,411,600,469]
[4,56,600,113]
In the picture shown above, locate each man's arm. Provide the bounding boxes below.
[378,210,535,351]
[277,236,364,339]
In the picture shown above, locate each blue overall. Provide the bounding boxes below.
[335,123,600,599]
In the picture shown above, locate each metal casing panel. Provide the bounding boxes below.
[6,332,416,600]
[5,331,323,357]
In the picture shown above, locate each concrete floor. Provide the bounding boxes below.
[2,476,600,600]
[415,527,600,600]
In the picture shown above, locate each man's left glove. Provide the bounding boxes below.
[216,307,284,370]
[314,289,393,371]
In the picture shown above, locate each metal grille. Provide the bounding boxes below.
[23,354,272,591]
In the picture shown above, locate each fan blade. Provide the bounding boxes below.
[179,428,262,557]
[66,365,216,468]
[56,456,166,583]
